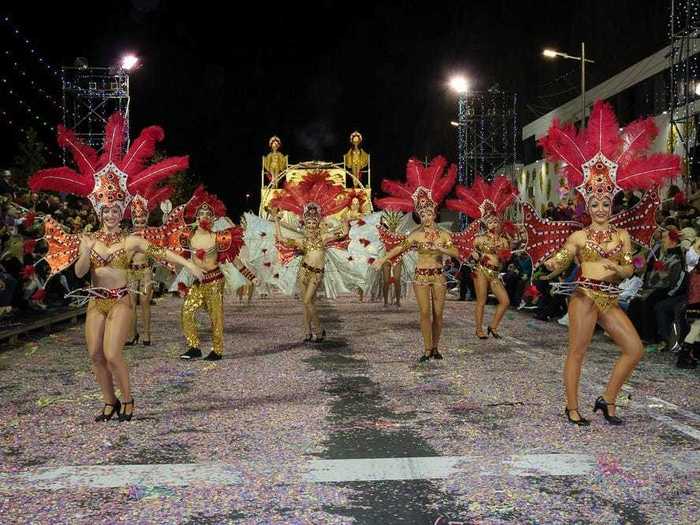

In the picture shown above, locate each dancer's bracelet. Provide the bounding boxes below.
[240,266,256,281]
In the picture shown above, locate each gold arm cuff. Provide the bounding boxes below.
[145,244,166,261]
[552,247,574,268]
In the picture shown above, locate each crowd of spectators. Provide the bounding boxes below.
[0,185,101,322]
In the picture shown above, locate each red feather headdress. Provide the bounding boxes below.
[29,113,187,218]
[446,175,517,220]
[539,100,680,207]
[128,183,174,222]
[374,156,456,213]
[184,185,227,219]
[269,171,350,217]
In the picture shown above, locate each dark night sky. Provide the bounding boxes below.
[2,0,671,216]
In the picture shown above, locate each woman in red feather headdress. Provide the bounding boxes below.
[523,101,681,426]
[446,176,518,339]
[29,113,204,422]
[269,172,357,342]
[371,157,461,362]
[125,183,173,346]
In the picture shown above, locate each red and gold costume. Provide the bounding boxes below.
[523,101,679,311]
[176,186,250,357]
[373,156,462,360]
[446,176,518,282]
[374,156,460,282]
[522,100,681,426]
[30,113,188,311]
[28,112,192,422]
[446,176,518,338]
[267,172,362,340]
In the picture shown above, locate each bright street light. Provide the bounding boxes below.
[449,76,469,94]
[121,54,139,71]
[541,44,594,120]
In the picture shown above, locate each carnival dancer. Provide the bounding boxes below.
[256,172,365,342]
[125,183,174,346]
[446,176,518,339]
[371,156,462,362]
[174,186,257,361]
[29,113,204,422]
[348,210,418,307]
[523,100,681,425]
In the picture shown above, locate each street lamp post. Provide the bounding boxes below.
[449,75,469,229]
[542,43,594,122]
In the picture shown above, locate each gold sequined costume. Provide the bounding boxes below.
[181,268,225,355]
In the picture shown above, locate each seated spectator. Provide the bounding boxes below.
[627,227,684,344]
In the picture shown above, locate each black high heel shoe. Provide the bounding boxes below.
[125,333,139,346]
[431,348,443,360]
[593,396,622,425]
[142,337,151,346]
[95,399,121,422]
[487,327,501,339]
[418,353,431,363]
[564,407,590,426]
[303,334,313,342]
[118,399,135,422]
[312,330,326,343]
[475,330,488,340]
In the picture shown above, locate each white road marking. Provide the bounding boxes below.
[3,453,698,490]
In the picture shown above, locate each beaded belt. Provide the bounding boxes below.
[201,268,224,284]
[301,261,324,274]
[95,286,130,299]
[577,277,622,295]
[415,267,443,277]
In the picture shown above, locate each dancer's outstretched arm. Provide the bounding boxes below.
[126,236,204,281]
[544,231,581,276]
[371,232,416,269]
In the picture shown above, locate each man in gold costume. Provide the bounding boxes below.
[263,136,287,188]
[343,131,369,188]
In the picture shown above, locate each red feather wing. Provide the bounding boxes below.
[377,224,409,264]
[522,203,582,267]
[216,227,243,263]
[609,190,660,247]
[451,220,481,261]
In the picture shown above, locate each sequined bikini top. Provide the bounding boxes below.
[415,242,443,256]
[302,234,325,254]
[90,243,131,270]
[476,234,507,256]
[579,228,625,264]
